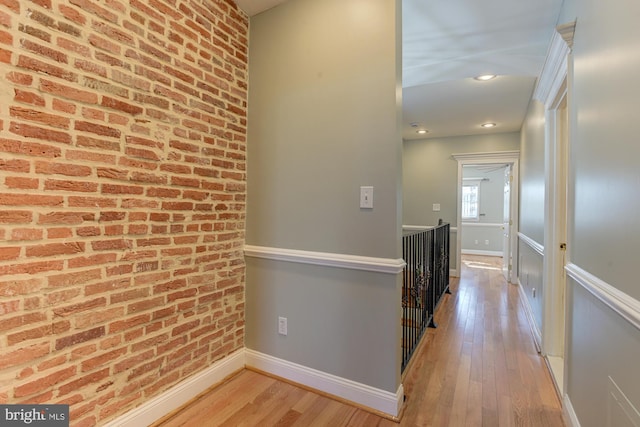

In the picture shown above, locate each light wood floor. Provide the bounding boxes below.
[154,255,564,427]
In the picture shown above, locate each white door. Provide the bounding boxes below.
[502,165,511,281]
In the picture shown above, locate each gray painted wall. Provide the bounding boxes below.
[518,0,640,425]
[563,0,640,424]
[518,243,543,331]
[518,99,545,334]
[519,99,546,245]
[403,132,520,268]
[245,0,402,394]
[246,0,402,259]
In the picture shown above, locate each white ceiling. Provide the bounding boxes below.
[235,0,563,140]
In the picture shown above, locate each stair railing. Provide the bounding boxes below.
[401,222,450,372]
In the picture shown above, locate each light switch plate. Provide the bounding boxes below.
[432,203,441,211]
[360,186,373,209]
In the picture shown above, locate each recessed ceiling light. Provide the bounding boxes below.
[481,122,496,128]
[474,74,497,81]
[416,129,429,134]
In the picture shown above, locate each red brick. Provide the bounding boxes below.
[69,0,117,23]
[52,98,76,114]
[9,121,72,144]
[11,228,43,240]
[67,149,117,164]
[44,179,99,192]
[47,268,102,288]
[47,227,73,239]
[0,210,32,223]
[84,277,130,296]
[59,4,87,25]
[0,246,21,261]
[21,39,67,63]
[6,320,70,346]
[38,211,92,224]
[35,161,92,176]
[14,89,45,106]
[40,79,98,103]
[81,347,127,372]
[17,55,77,81]
[14,366,77,397]
[91,238,132,251]
[10,106,70,128]
[57,37,91,57]
[58,368,110,396]
[0,193,64,206]
[101,96,143,115]
[76,136,120,153]
[53,297,107,317]
[0,278,42,297]
[0,311,46,333]
[46,288,82,306]
[112,349,154,374]
[0,260,64,275]
[55,326,105,351]
[108,314,149,334]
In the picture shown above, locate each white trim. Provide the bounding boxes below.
[402,225,434,232]
[461,222,502,228]
[534,21,575,109]
[517,278,542,351]
[450,268,458,277]
[244,245,406,275]
[566,263,640,332]
[534,21,575,361]
[103,349,245,427]
[563,394,581,427]
[518,232,544,257]
[451,150,520,162]
[461,249,502,257]
[453,152,519,284]
[245,349,404,418]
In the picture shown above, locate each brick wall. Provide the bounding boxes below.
[0,0,247,424]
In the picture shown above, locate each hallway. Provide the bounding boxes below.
[155,255,564,426]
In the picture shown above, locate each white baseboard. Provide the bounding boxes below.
[461,249,502,257]
[563,394,581,427]
[103,349,245,427]
[450,268,458,278]
[245,349,403,418]
[517,279,542,352]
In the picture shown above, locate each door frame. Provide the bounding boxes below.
[452,151,520,282]
[532,21,575,396]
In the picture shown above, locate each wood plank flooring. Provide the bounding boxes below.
[154,255,564,427]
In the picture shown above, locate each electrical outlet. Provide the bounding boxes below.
[278,317,287,336]
[485,240,489,245]
[474,239,478,245]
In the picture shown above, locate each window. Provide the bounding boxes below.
[462,181,480,220]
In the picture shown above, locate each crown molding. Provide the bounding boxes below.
[534,21,576,108]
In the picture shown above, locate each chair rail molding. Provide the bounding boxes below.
[244,245,406,275]
[462,222,503,228]
[518,232,545,257]
[566,263,640,332]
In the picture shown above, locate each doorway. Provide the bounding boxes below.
[453,151,520,282]
[542,84,569,395]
